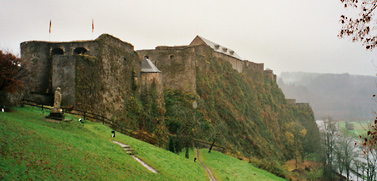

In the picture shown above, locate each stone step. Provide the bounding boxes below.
[113,141,134,155]
[113,141,130,148]
[113,141,157,173]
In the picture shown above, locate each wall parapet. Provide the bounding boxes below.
[296,103,310,109]
[286,99,296,105]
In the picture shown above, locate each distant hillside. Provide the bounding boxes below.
[278,72,377,121]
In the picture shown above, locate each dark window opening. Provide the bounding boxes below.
[144,55,149,59]
[51,48,64,56]
[169,55,174,59]
[124,56,127,61]
[74,47,88,55]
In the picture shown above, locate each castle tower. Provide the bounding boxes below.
[140,58,164,109]
[21,34,141,118]
[190,36,243,72]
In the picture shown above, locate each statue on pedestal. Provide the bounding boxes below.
[51,87,62,113]
[47,87,64,120]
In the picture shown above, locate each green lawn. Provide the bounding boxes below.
[198,149,286,181]
[0,106,286,180]
[0,106,207,180]
[337,121,371,138]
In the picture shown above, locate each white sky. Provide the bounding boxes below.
[1,0,377,76]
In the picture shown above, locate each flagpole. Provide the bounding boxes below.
[49,19,51,41]
[92,18,94,39]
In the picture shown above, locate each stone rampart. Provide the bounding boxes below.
[286,99,296,106]
[21,34,141,118]
[137,45,197,93]
[296,103,310,109]
[264,69,274,81]
[21,34,293,117]
[243,61,264,72]
[21,41,51,95]
[212,51,243,73]
[52,55,76,106]
[140,72,164,109]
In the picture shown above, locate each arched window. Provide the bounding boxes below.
[73,47,88,55]
[169,55,174,59]
[51,48,64,56]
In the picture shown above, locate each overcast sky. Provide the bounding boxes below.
[1,0,377,76]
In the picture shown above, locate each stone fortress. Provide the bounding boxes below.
[21,34,306,117]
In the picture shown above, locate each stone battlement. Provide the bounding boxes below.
[286,99,296,105]
[296,103,310,109]
[21,34,143,118]
[189,35,275,80]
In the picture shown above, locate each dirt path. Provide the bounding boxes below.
[196,149,216,181]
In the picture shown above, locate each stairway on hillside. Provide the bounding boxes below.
[113,141,134,155]
[113,141,158,173]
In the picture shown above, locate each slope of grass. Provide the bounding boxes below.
[84,119,207,180]
[337,121,370,138]
[198,149,286,181]
[0,106,289,180]
[0,106,207,180]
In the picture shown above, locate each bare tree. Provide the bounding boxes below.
[321,119,338,179]
[364,148,377,181]
[353,159,362,181]
[335,135,358,181]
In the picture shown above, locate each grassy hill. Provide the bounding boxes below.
[0,106,286,180]
[198,149,285,181]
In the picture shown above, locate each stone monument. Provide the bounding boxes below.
[47,87,65,120]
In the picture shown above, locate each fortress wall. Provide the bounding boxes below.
[21,34,140,117]
[286,99,296,106]
[21,40,101,94]
[137,46,197,93]
[98,37,141,117]
[243,61,264,72]
[192,44,213,57]
[75,55,104,114]
[264,69,274,81]
[296,103,310,109]
[96,34,135,53]
[192,45,213,75]
[136,49,156,63]
[21,41,51,94]
[50,41,100,57]
[52,55,76,106]
[141,72,164,108]
[213,52,243,73]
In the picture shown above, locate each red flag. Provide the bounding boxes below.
[92,19,94,33]
[49,20,51,34]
